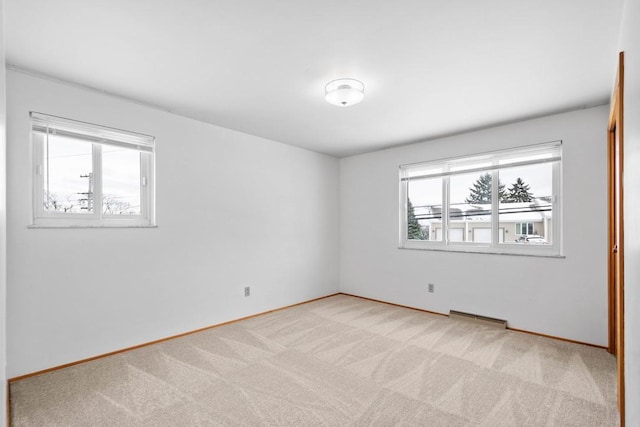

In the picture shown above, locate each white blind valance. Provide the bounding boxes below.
[31,112,155,153]
[400,141,562,182]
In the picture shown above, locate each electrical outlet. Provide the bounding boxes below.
[428,283,435,293]
[244,286,250,297]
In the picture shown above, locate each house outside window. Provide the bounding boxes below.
[30,112,156,227]
[400,142,561,256]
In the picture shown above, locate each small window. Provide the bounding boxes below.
[31,112,155,227]
[515,223,535,235]
[399,142,561,256]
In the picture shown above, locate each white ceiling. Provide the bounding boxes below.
[5,1,623,157]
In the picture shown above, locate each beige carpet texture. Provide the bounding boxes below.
[10,294,618,426]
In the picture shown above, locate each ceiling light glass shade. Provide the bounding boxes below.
[325,78,365,107]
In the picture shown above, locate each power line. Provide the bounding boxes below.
[414,207,552,220]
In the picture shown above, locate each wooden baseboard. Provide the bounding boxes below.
[338,292,449,317]
[8,293,340,383]
[337,292,606,349]
[507,327,606,349]
[8,291,606,385]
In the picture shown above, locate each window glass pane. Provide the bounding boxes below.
[450,172,494,243]
[43,134,93,213]
[499,163,553,245]
[407,177,442,241]
[102,147,141,215]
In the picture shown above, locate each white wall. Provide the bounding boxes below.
[619,0,640,423]
[0,0,7,424]
[6,70,339,377]
[340,106,609,345]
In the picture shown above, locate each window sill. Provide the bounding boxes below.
[398,245,565,258]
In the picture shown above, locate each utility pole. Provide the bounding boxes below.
[78,172,93,212]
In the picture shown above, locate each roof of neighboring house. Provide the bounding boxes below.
[414,200,552,223]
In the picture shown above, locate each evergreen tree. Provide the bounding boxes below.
[407,199,426,240]
[465,173,506,204]
[506,177,534,202]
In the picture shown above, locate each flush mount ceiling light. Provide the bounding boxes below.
[324,78,365,107]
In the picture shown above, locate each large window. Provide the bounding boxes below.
[400,142,561,256]
[31,112,155,227]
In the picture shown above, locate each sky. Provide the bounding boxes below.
[44,134,141,214]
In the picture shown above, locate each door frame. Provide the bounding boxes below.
[607,51,624,426]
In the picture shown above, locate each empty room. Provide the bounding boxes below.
[0,0,639,426]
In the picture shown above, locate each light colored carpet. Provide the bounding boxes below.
[10,294,619,426]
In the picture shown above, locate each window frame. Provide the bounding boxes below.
[399,142,562,257]
[30,112,156,228]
